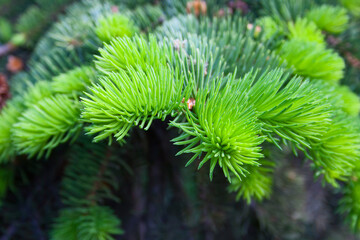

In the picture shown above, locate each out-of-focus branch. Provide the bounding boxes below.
[0,43,16,58]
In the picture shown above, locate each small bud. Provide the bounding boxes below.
[187,98,196,110]
[173,39,186,51]
[204,62,208,76]
[186,0,207,17]
[111,6,119,13]
[255,26,262,34]
[68,39,83,47]
[7,55,23,73]
[247,23,261,38]
[217,9,226,17]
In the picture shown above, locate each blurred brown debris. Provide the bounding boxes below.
[228,0,248,14]
[186,0,207,16]
[345,52,360,69]
[0,73,10,109]
[6,55,24,73]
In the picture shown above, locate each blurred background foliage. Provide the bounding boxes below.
[1,0,360,239]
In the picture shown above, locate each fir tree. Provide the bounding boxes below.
[1,0,360,239]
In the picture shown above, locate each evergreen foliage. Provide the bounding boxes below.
[336,85,360,116]
[341,0,360,17]
[0,98,24,163]
[95,35,169,74]
[23,81,54,107]
[0,18,12,42]
[1,0,360,238]
[245,69,331,150]
[340,174,360,231]
[51,66,96,96]
[95,14,138,43]
[279,39,345,84]
[228,159,274,203]
[171,73,264,182]
[14,6,46,46]
[83,35,189,142]
[309,113,360,186]
[12,95,82,158]
[83,64,186,142]
[0,166,14,199]
[51,206,123,240]
[305,4,349,34]
[260,0,312,22]
[51,140,124,239]
[256,16,284,40]
[287,18,325,44]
